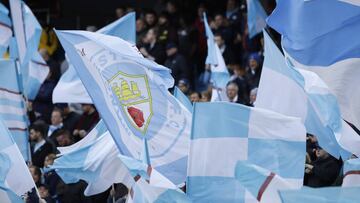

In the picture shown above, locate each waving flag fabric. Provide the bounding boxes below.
[256,31,360,158]
[53,12,137,104]
[246,0,267,38]
[173,87,192,112]
[343,158,360,187]
[279,186,360,203]
[0,3,12,57]
[203,13,230,98]
[55,30,190,184]
[187,102,305,202]
[0,118,36,196]
[0,59,29,160]
[267,0,360,131]
[235,161,297,203]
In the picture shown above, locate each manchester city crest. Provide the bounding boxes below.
[108,71,153,134]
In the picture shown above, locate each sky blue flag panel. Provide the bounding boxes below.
[0,59,29,160]
[246,0,267,38]
[173,86,192,112]
[266,0,360,131]
[279,186,360,203]
[255,30,355,159]
[0,3,12,57]
[55,30,191,184]
[187,102,306,202]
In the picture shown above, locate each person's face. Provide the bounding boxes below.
[226,84,238,100]
[51,111,62,125]
[316,149,328,159]
[29,129,40,141]
[136,19,145,32]
[190,93,200,103]
[145,14,156,26]
[166,2,176,13]
[145,29,156,43]
[56,134,69,147]
[215,15,224,27]
[81,104,92,113]
[197,6,205,17]
[38,186,49,198]
[250,92,257,104]
[115,8,125,18]
[44,156,54,167]
[249,59,258,70]
[166,47,177,56]
[29,167,40,183]
[178,83,188,93]
[227,0,236,10]
[158,16,168,25]
[214,35,224,47]
[200,94,209,102]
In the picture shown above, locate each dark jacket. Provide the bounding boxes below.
[31,141,53,168]
[306,156,341,187]
[145,42,166,65]
[164,53,189,84]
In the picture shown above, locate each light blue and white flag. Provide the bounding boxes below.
[267,0,360,131]
[53,12,138,104]
[0,59,29,160]
[26,52,49,100]
[55,30,190,184]
[235,161,297,203]
[203,13,230,101]
[246,0,267,39]
[256,31,360,159]
[52,131,134,196]
[0,185,23,203]
[343,158,360,187]
[0,118,36,197]
[128,178,191,203]
[0,3,12,57]
[187,102,305,202]
[9,0,26,64]
[173,87,192,112]
[279,186,360,203]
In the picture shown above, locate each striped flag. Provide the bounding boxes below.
[187,102,305,202]
[0,59,29,160]
[0,117,36,197]
[256,30,360,158]
[267,0,360,131]
[246,0,267,38]
[343,158,360,187]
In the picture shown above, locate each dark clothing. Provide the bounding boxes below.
[56,180,91,203]
[30,141,53,168]
[44,170,62,198]
[245,68,261,90]
[63,111,81,133]
[221,45,237,65]
[144,42,166,65]
[164,53,189,84]
[73,110,100,142]
[306,156,342,187]
[230,76,249,104]
[33,79,57,123]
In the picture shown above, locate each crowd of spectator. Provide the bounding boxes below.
[23,0,348,202]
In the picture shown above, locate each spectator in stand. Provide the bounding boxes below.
[212,13,233,45]
[157,12,178,45]
[39,48,61,82]
[29,165,42,187]
[47,108,64,138]
[39,25,59,57]
[190,92,201,103]
[226,82,242,104]
[164,42,189,84]
[248,87,258,107]
[304,146,342,187]
[225,0,245,32]
[32,71,57,123]
[229,63,249,104]
[165,0,180,27]
[139,28,167,64]
[73,104,100,142]
[177,79,190,96]
[38,184,55,203]
[54,129,74,147]
[43,154,62,201]
[214,32,236,67]
[245,52,262,90]
[29,124,54,168]
[136,18,147,45]
[193,3,207,78]
[55,103,81,133]
[115,7,126,19]
[200,90,211,102]
[144,10,157,30]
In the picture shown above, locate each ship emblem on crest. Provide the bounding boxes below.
[109,71,153,134]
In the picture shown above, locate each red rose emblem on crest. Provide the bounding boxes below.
[127,106,145,128]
